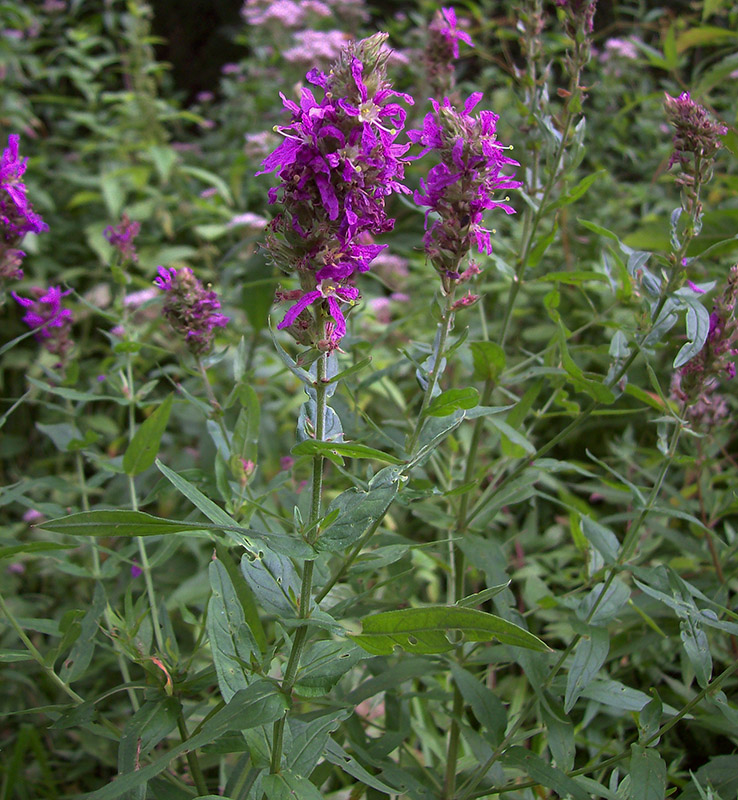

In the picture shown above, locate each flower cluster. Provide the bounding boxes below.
[12,286,73,359]
[664,92,727,232]
[258,32,413,349]
[154,266,229,356]
[1,135,48,282]
[104,213,141,263]
[664,92,727,178]
[671,266,738,429]
[423,7,473,97]
[408,93,520,288]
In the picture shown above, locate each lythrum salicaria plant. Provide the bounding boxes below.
[4,2,738,799]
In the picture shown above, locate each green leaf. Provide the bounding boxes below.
[577,218,620,242]
[214,542,267,654]
[324,739,400,794]
[579,578,630,625]
[536,270,609,286]
[327,356,372,384]
[81,682,286,800]
[350,606,548,655]
[424,387,480,417]
[294,641,368,697]
[318,484,397,553]
[179,164,233,203]
[547,170,606,212]
[675,25,738,53]
[287,709,349,775]
[207,560,257,702]
[60,583,106,683]
[118,698,180,799]
[503,746,591,800]
[240,549,299,617]
[564,625,610,712]
[262,771,323,800]
[680,612,712,688]
[38,510,209,537]
[486,416,536,455]
[0,542,71,560]
[0,650,33,662]
[528,224,557,269]
[455,582,511,608]
[291,440,404,466]
[123,394,173,476]
[470,340,505,381]
[450,664,507,745]
[629,746,666,800]
[580,516,621,564]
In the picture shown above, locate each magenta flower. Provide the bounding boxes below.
[434,7,473,59]
[1,135,48,281]
[12,285,74,357]
[258,32,413,348]
[154,266,229,356]
[408,93,520,281]
[278,280,359,346]
[423,7,473,96]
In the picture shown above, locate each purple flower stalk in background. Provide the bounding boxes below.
[424,7,473,97]
[1,134,48,282]
[408,93,520,290]
[104,213,141,263]
[154,266,229,356]
[12,286,74,358]
[258,32,413,349]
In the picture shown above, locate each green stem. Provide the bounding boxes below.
[269,351,327,775]
[0,591,84,704]
[407,287,457,455]
[125,353,165,655]
[177,708,209,794]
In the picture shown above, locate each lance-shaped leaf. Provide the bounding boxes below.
[292,440,404,466]
[123,394,173,476]
[350,606,548,655]
[38,510,211,537]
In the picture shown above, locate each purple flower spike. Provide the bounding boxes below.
[259,32,413,349]
[104,213,141,263]
[13,285,74,358]
[1,135,48,282]
[155,266,229,356]
[409,94,521,282]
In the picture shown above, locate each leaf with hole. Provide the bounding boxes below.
[350,606,548,655]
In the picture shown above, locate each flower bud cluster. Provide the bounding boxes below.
[423,7,473,98]
[664,92,727,198]
[408,93,520,289]
[155,266,229,356]
[671,266,738,429]
[1,135,48,282]
[258,32,413,349]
